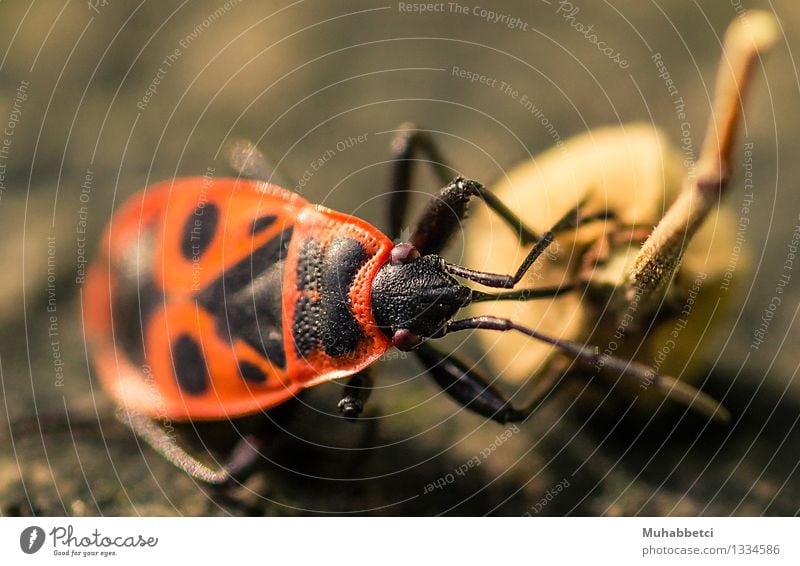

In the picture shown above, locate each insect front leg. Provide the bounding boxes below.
[388,122,454,241]
[117,410,271,486]
[442,201,606,288]
[388,124,542,253]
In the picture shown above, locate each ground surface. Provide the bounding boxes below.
[1,0,799,516]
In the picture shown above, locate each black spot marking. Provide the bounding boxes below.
[293,295,321,357]
[181,202,220,261]
[225,262,287,369]
[113,279,162,366]
[238,360,267,384]
[200,226,293,301]
[250,214,277,235]
[197,226,293,369]
[173,334,209,395]
[318,237,368,357]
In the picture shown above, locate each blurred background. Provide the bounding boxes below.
[1,0,798,516]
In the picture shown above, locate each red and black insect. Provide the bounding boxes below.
[85,126,668,484]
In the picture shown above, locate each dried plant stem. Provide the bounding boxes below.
[627,11,778,299]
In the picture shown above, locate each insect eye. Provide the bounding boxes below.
[392,329,422,351]
[390,243,420,265]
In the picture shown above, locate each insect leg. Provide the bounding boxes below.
[414,343,563,423]
[441,201,605,288]
[337,369,374,421]
[116,410,269,486]
[468,284,575,303]
[442,316,730,422]
[388,122,454,241]
[389,125,547,252]
[408,176,545,255]
[579,225,653,281]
